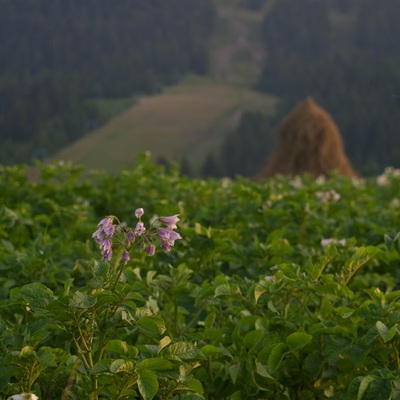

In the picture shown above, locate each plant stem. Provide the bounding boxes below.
[112,262,125,293]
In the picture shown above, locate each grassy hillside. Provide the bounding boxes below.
[53,1,277,174]
[54,76,277,174]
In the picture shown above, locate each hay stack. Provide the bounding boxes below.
[257,97,359,179]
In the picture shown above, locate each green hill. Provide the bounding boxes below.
[54,77,277,174]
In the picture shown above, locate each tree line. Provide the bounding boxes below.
[0,0,216,165]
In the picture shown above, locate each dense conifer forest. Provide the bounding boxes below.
[0,0,216,164]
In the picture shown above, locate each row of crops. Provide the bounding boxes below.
[1,153,400,399]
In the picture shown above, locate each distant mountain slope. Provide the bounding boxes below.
[54,76,277,174]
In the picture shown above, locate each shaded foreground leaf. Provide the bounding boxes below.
[137,369,158,400]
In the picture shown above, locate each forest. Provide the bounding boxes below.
[0,0,216,165]
[215,0,400,177]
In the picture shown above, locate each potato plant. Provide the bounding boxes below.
[0,155,400,399]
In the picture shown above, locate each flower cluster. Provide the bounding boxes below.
[377,167,400,186]
[92,217,115,261]
[316,189,340,204]
[158,228,182,253]
[321,238,346,247]
[92,208,182,263]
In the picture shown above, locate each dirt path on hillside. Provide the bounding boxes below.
[212,8,266,84]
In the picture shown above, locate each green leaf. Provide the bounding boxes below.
[137,369,158,400]
[204,312,216,329]
[214,283,240,297]
[63,278,74,296]
[376,321,397,343]
[286,332,312,351]
[343,246,382,283]
[365,378,391,400]
[268,343,288,373]
[357,375,377,400]
[348,376,363,398]
[110,359,134,373]
[10,283,54,312]
[158,336,171,353]
[336,306,354,319]
[168,342,198,360]
[303,352,324,379]
[91,359,113,374]
[200,344,221,356]
[69,290,96,308]
[348,345,367,368]
[0,206,19,227]
[324,335,349,357]
[0,364,23,378]
[267,300,279,314]
[105,339,138,358]
[255,362,274,379]
[125,290,146,303]
[320,297,333,317]
[228,362,240,384]
[28,319,52,344]
[179,378,204,394]
[137,316,166,336]
[105,339,129,355]
[136,358,174,371]
[243,329,264,350]
[229,391,243,400]
[35,347,57,367]
[254,280,269,303]
[177,394,204,400]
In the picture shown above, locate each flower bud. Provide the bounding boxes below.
[127,231,136,245]
[121,251,130,264]
[161,242,171,253]
[134,208,144,218]
[146,244,156,256]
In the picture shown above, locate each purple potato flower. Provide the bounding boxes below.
[158,228,182,246]
[99,216,115,236]
[100,239,113,261]
[134,221,146,236]
[103,222,115,237]
[161,242,172,253]
[92,227,105,243]
[98,216,113,227]
[92,216,115,242]
[93,216,116,260]
[161,214,180,230]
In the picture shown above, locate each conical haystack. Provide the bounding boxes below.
[257,97,359,179]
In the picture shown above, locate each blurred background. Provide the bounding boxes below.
[1,0,399,177]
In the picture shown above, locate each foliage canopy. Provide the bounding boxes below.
[1,155,400,398]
